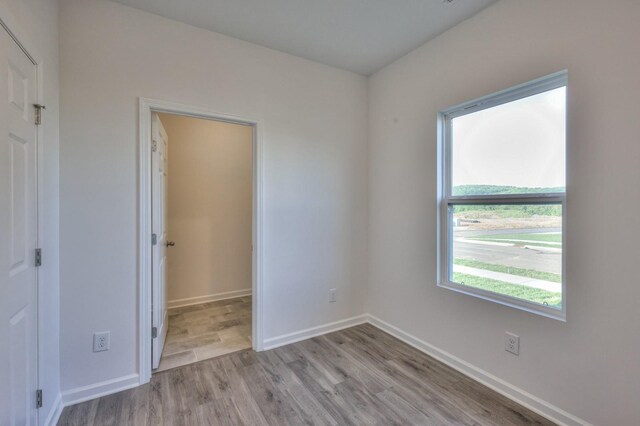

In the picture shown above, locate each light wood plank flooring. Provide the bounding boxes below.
[58,323,554,425]
[157,297,252,372]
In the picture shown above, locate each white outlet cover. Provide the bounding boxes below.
[505,332,520,355]
[329,288,337,303]
[93,331,110,352]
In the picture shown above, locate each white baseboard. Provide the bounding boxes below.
[366,315,590,426]
[44,392,63,426]
[262,314,368,350]
[61,374,140,407]
[168,289,252,309]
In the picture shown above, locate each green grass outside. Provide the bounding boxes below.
[472,233,561,243]
[453,258,561,283]
[467,238,561,249]
[453,272,562,308]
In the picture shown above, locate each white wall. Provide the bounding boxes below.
[368,0,640,424]
[0,0,61,424]
[159,114,253,303]
[59,0,367,394]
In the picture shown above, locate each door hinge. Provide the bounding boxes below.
[36,389,43,409]
[35,248,42,267]
[151,233,157,246]
[151,139,158,152]
[152,327,158,339]
[34,104,46,126]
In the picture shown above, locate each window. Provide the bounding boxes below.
[438,71,567,320]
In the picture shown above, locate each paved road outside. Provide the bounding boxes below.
[453,227,561,275]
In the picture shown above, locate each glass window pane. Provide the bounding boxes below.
[451,87,566,196]
[450,203,562,309]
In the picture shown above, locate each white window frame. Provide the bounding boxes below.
[437,71,567,321]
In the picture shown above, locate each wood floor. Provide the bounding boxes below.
[58,324,554,425]
[157,297,252,372]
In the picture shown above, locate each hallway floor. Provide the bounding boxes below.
[156,296,252,372]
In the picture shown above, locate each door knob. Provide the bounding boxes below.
[166,241,175,247]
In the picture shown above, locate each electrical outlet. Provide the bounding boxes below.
[505,332,519,355]
[93,331,110,352]
[329,288,337,303]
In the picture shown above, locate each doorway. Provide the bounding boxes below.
[139,99,263,383]
[154,112,253,371]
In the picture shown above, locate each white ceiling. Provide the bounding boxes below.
[111,0,497,75]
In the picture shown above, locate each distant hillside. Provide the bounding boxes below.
[452,185,565,196]
[452,185,564,217]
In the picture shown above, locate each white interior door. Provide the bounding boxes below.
[151,113,169,369]
[0,27,39,425]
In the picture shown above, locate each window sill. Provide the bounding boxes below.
[437,280,566,322]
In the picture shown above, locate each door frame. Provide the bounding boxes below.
[138,98,264,384]
[0,4,46,424]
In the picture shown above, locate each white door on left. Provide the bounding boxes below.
[151,113,169,369]
[0,26,39,425]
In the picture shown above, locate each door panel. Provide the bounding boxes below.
[151,113,169,369]
[0,27,39,425]
[10,308,28,425]
[10,134,28,274]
